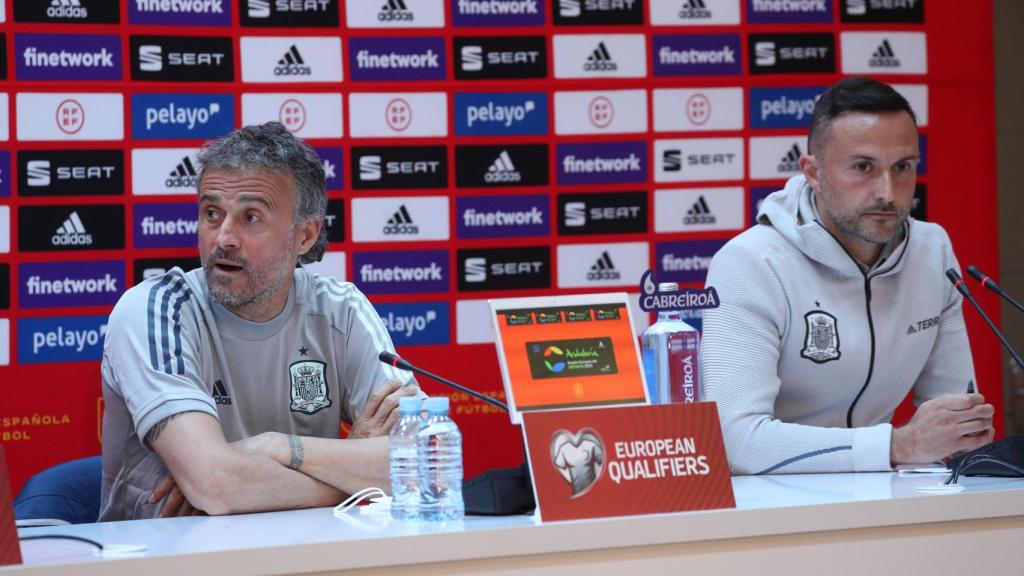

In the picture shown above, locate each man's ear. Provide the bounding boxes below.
[800,152,821,192]
[295,218,321,256]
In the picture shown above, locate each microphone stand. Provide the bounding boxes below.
[946,269,1024,370]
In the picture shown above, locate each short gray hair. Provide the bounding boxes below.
[197,122,327,264]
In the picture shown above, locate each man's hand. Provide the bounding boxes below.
[891,393,995,465]
[150,476,203,517]
[348,380,420,439]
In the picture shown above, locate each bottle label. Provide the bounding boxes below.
[667,331,700,403]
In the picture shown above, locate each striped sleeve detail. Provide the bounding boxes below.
[756,445,852,475]
[312,275,403,381]
[146,273,194,375]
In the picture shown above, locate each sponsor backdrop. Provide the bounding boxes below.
[0,0,1001,493]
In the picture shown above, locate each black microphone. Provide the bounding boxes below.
[378,351,534,516]
[966,265,1024,314]
[379,351,508,412]
[946,268,1024,370]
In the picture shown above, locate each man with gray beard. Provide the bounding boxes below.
[100,123,419,520]
[700,78,994,475]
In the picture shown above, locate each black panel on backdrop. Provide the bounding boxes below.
[325,199,345,243]
[453,36,548,80]
[839,0,924,23]
[456,144,549,188]
[552,0,644,26]
[351,146,448,190]
[457,247,551,291]
[239,0,340,27]
[130,36,234,82]
[0,264,9,310]
[19,205,125,252]
[749,33,836,75]
[557,191,648,235]
[18,150,124,197]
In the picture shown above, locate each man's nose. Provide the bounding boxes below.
[875,171,896,203]
[215,215,240,250]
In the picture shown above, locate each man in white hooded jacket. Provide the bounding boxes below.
[700,78,995,474]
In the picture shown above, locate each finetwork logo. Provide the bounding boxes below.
[351,146,447,190]
[453,36,547,80]
[749,87,824,129]
[129,0,232,26]
[652,34,742,76]
[15,0,120,23]
[746,0,832,23]
[457,195,549,239]
[314,147,344,190]
[20,260,124,308]
[241,0,339,27]
[16,34,122,81]
[554,0,642,25]
[452,0,544,26]
[134,203,199,248]
[558,192,648,235]
[19,205,125,252]
[354,250,449,294]
[18,150,124,197]
[18,315,109,364]
[377,302,450,346]
[840,0,923,23]
[556,142,647,185]
[457,247,550,292]
[0,152,9,197]
[130,36,233,82]
[656,239,725,283]
[350,37,446,81]
[455,144,548,188]
[455,92,547,136]
[749,33,836,75]
[132,93,233,140]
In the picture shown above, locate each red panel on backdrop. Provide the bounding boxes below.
[0,1,1001,497]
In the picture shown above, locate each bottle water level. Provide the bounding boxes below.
[389,447,419,520]
[417,420,464,521]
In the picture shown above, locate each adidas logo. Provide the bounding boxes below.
[248,0,271,18]
[906,324,918,335]
[51,211,93,246]
[275,45,312,76]
[584,42,618,72]
[379,0,413,21]
[383,205,419,235]
[212,379,233,406]
[777,143,802,173]
[869,39,900,68]
[679,0,711,19]
[663,149,682,172]
[48,0,88,18]
[683,196,716,225]
[587,251,621,281]
[484,150,521,183]
[165,156,198,189]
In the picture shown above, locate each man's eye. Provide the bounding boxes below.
[854,162,871,173]
[895,161,914,173]
[203,209,218,220]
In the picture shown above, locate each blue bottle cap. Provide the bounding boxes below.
[398,396,422,412]
[423,396,449,414]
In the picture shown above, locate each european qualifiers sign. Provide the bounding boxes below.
[130,36,234,82]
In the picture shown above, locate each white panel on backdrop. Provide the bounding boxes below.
[653,87,744,132]
[0,319,9,367]
[0,94,7,141]
[0,0,5,23]
[456,299,494,344]
[841,32,928,75]
[655,187,745,233]
[650,0,740,25]
[553,34,647,79]
[352,196,450,242]
[303,252,347,283]
[749,136,806,181]
[346,0,445,28]
[240,37,343,83]
[241,93,344,139]
[893,84,929,127]
[0,206,9,254]
[554,89,648,135]
[16,93,124,141]
[349,92,448,137]
[132,148,201,196]
[557,242,649,288]
[653,137,744,182]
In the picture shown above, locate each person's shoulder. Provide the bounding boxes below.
[109,267,204,328]
[712,224,791,266]
[297,268,369,316]
[907,218,952,247]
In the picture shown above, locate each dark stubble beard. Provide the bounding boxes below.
[202,238,296,317]
[818,173,909,246]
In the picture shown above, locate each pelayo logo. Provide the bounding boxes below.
[18,315,109,364]
[454,92,547,136]
[131,93,233,140]
[749,87,825,129]
[376,302,450,346]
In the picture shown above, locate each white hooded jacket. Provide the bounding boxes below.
[700,175,974,474]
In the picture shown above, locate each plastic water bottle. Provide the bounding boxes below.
[417,397,464,521]
[641,283,702,404]
[389,396,422,521]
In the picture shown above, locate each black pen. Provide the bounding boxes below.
[967,380,975,394]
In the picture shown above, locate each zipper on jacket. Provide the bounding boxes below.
[846,274,876,428]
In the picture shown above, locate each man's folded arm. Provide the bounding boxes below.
[146,411,343,515]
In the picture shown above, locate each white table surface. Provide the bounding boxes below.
[5,472,1024,575]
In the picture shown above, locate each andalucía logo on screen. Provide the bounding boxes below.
[455,92,548,136]
[15,34,121,81]
[19,261,124,309]
[456,195,549,239]
[354,250,449,294]
[131,93,234,139]
[129,0,232,26]
[556,142,647,185]
[376,302,450,346]
[134,203,198,248]
[18,315,108,364]
[350,37,446,81]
